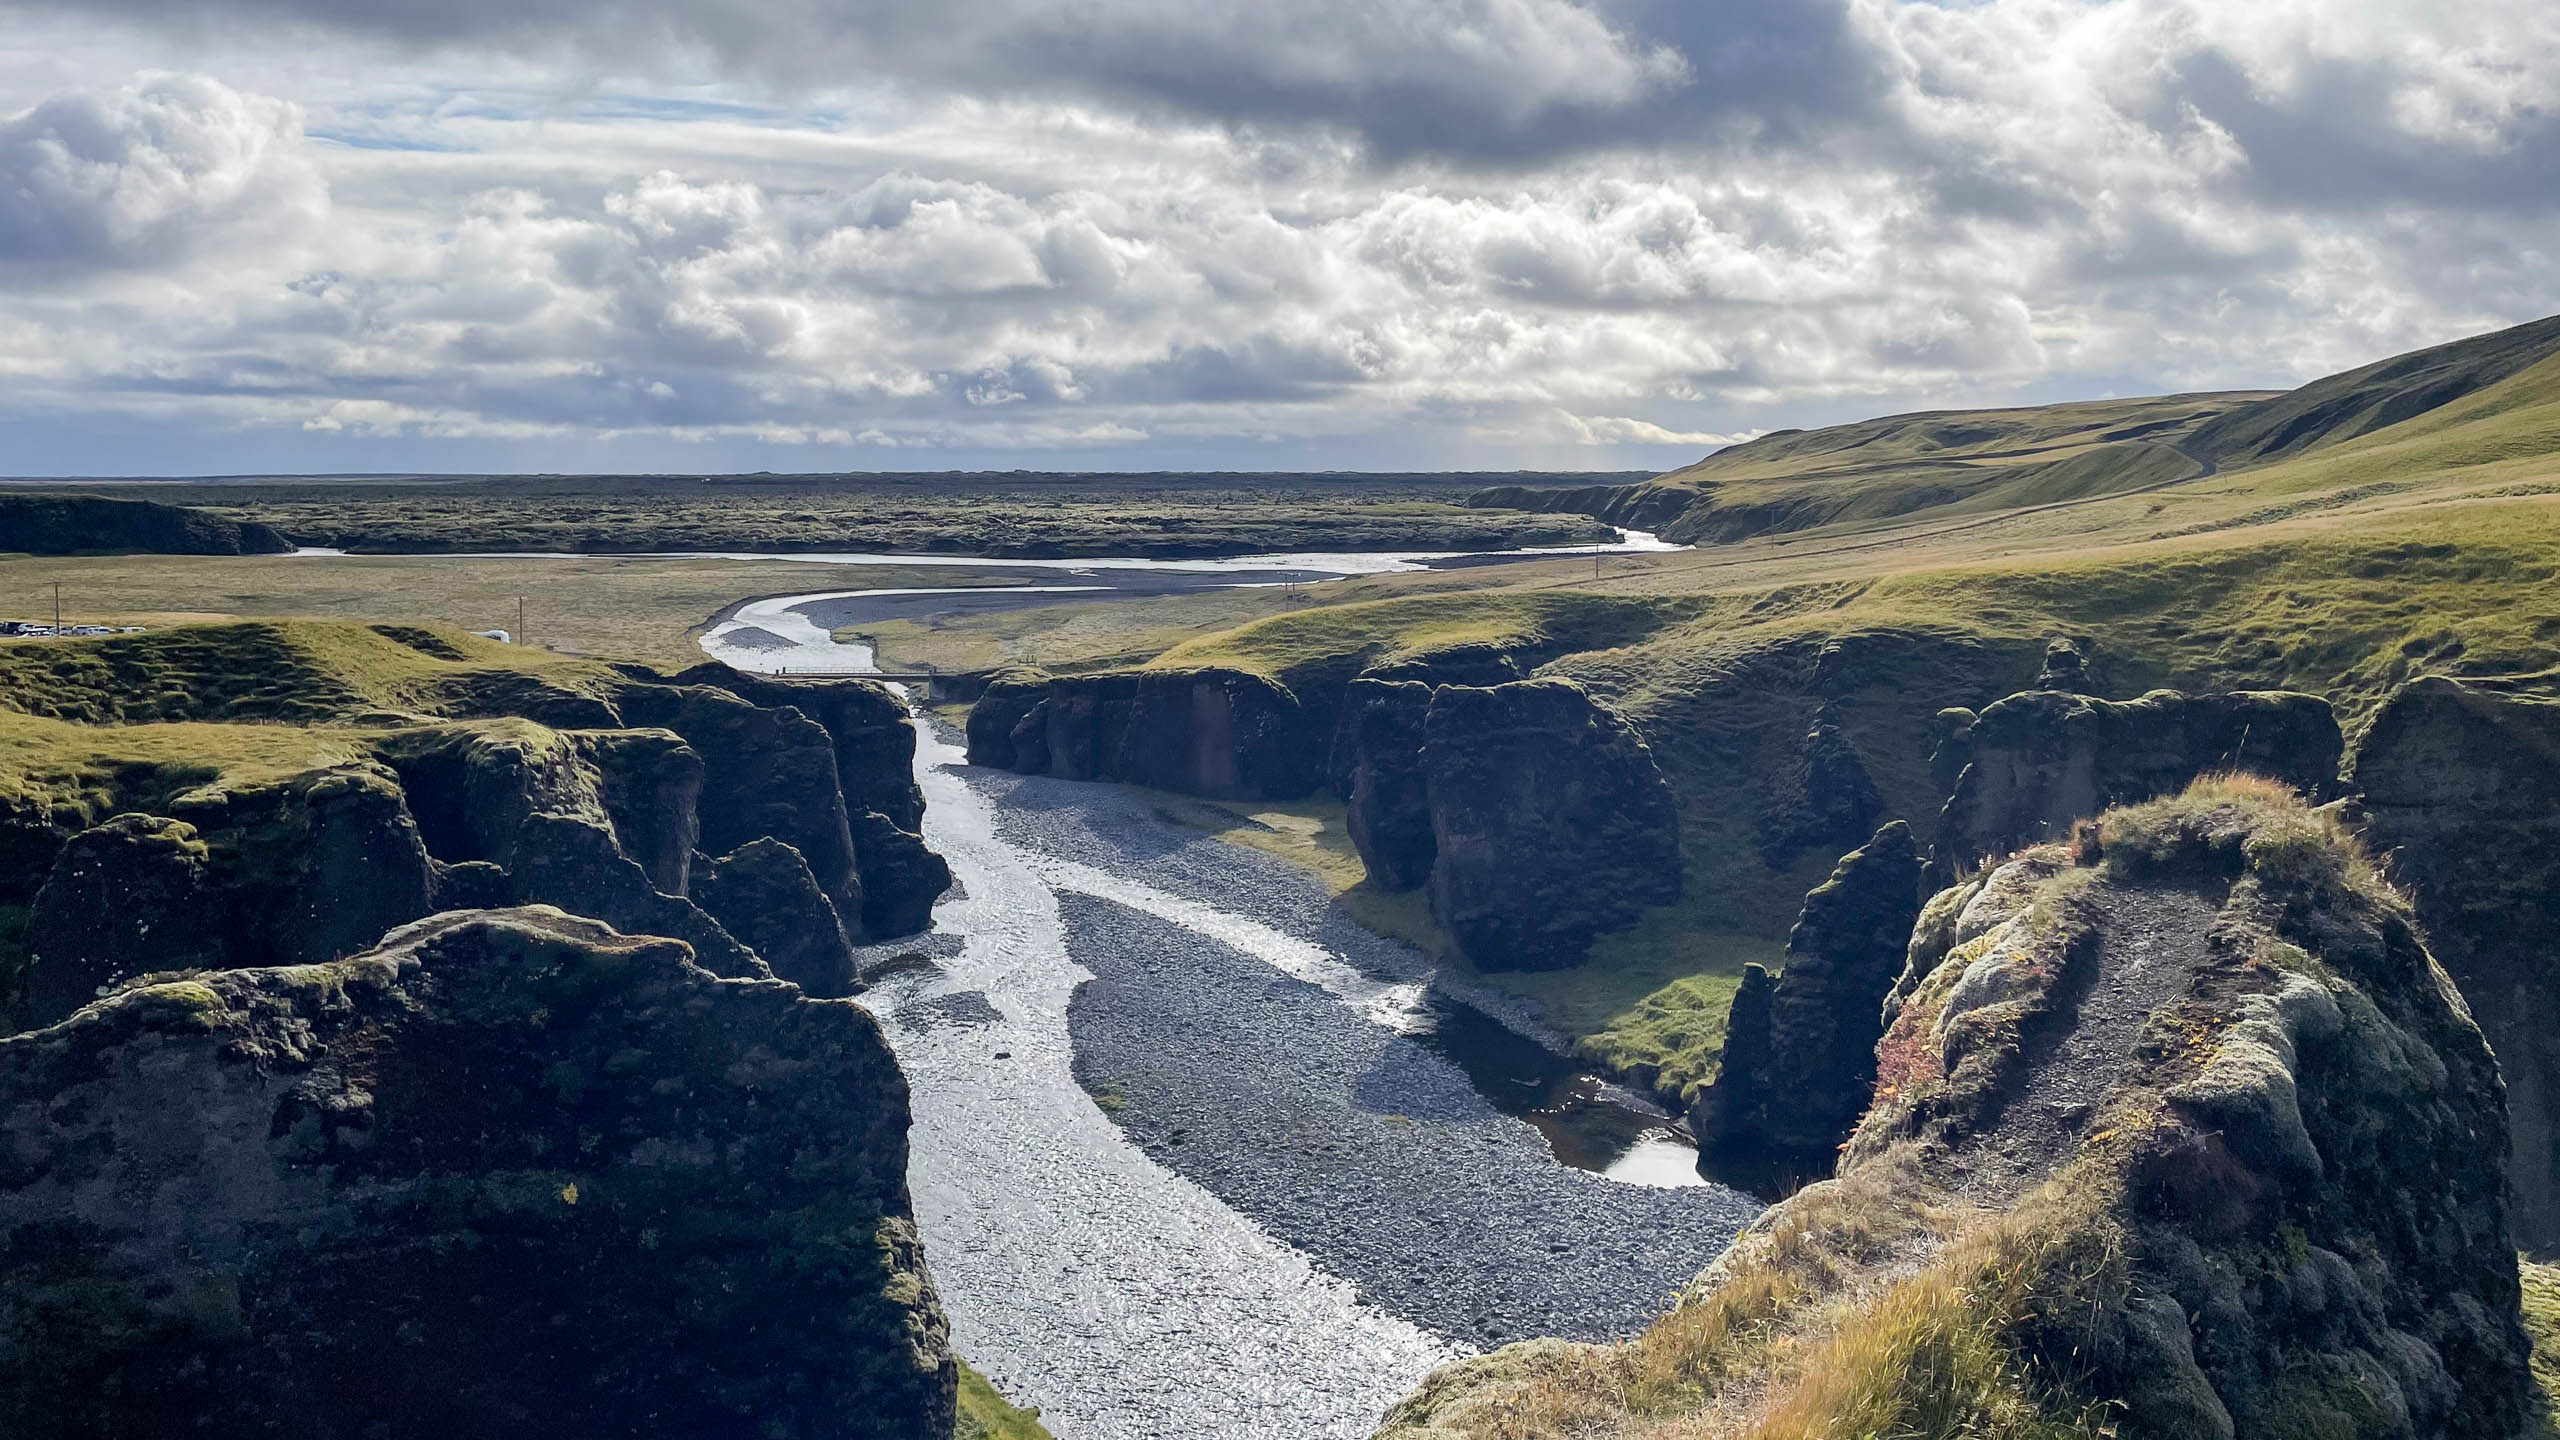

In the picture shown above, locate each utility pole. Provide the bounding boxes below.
[53,580,61,633]
[1592,556,1602,581]
[517,596,527,647]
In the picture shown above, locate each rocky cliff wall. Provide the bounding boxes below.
[1691,819,1922,1153]
[962,665,1323,801]
[4,652,951,1026]
[1419,680,1683,971]
[1929,686,2343,883]
[1376,783,2535,1439]
[2351,677,2560,1255]
[0,907,955,1440]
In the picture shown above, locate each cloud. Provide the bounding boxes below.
[0,72,325,269]
[0,0,2556,472]
[15,0,1706,160]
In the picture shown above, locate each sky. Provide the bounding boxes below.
[0,0,2554,477]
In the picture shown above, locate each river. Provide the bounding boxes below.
[700,537,1761,1440]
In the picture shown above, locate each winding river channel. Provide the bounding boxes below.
[698,535,1762,1440]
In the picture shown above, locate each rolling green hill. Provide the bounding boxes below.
[1476,312,2560,545]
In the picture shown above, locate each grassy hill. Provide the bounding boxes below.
[920,313,2560,1107]
[1477,311,2560,545]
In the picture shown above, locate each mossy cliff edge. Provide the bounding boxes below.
[0,621,952,1025]
[0,622,962,1436]
[1375,782,2533,1440]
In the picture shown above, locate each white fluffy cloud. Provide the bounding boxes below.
[0,0,2553,470]
[0,72,323,270]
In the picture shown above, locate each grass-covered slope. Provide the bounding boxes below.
[2188,312,2560,468]
[1377,782,2533,1440]
[0,620,627,725]
[1478,312,2560,546]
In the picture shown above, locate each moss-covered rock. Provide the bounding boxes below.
[22,814,220,1026]
[1420,679,1681,970]
[1339,678,1437,891]
[616,682,866,933]
[375,722,763,980]
[0,906,955,1440]
[963,668,1052,771]
[1693,820,1923,1153]
[2350,676,2560,1255]
[695,838,860,998]
[962,666,1323,801]
[1377,783,2533,1440]
[568,727,702,895]
[1929,686,2343,884]
[669,667,950,936]
[1752,709,1886,870]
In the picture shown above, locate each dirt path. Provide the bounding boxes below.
[1962,886,2220,1201]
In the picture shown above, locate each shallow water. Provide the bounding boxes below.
[874,731,1458,1440]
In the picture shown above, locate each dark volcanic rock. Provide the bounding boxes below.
[1339,678,1437,890]
[669,669,949,939]
[848,810,950,937]
[22,815,222,1026]
[677,667,930,830]
[0,907,954,1440]
[1753,710,1886,870]
[696,838,860,997]
[1420,679,1681,970]
[966,666,1322,801]
[617,683,866,932]
[568,727,702,895]
[2351,676,2560,1254]
[1693,821,1924,1152]
[0,492,292,556]
[1929,687,2342,883]
[178,763,442,968]
[1388,786,2538,1439]
[2033,635,2103,694]
[963,668,1052,770]
[378,724,764,979]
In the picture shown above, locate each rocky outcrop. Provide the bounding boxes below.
[1421,680,1682,970]
[183,763,443,968]
[21,815,221,1026]
[1376,784,2533,1440]
[695,838,860,998]
[676,667,929,830]
[1692,820,1923,1153]
[962,668,1052,771]
[1339,678,1437,890]
[1751,710,1885,869]
[1929,686,2342,883]
[965,666,1323,801]
[670,667,950,934]
[617,682,867,930]
[0,907,955,1439]
[2350,677,2560,1254]
[378,723,765,980]
[2033,635,2103,694]
[568,727,702,894]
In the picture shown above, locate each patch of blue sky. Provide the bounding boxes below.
[309,130,475,153]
